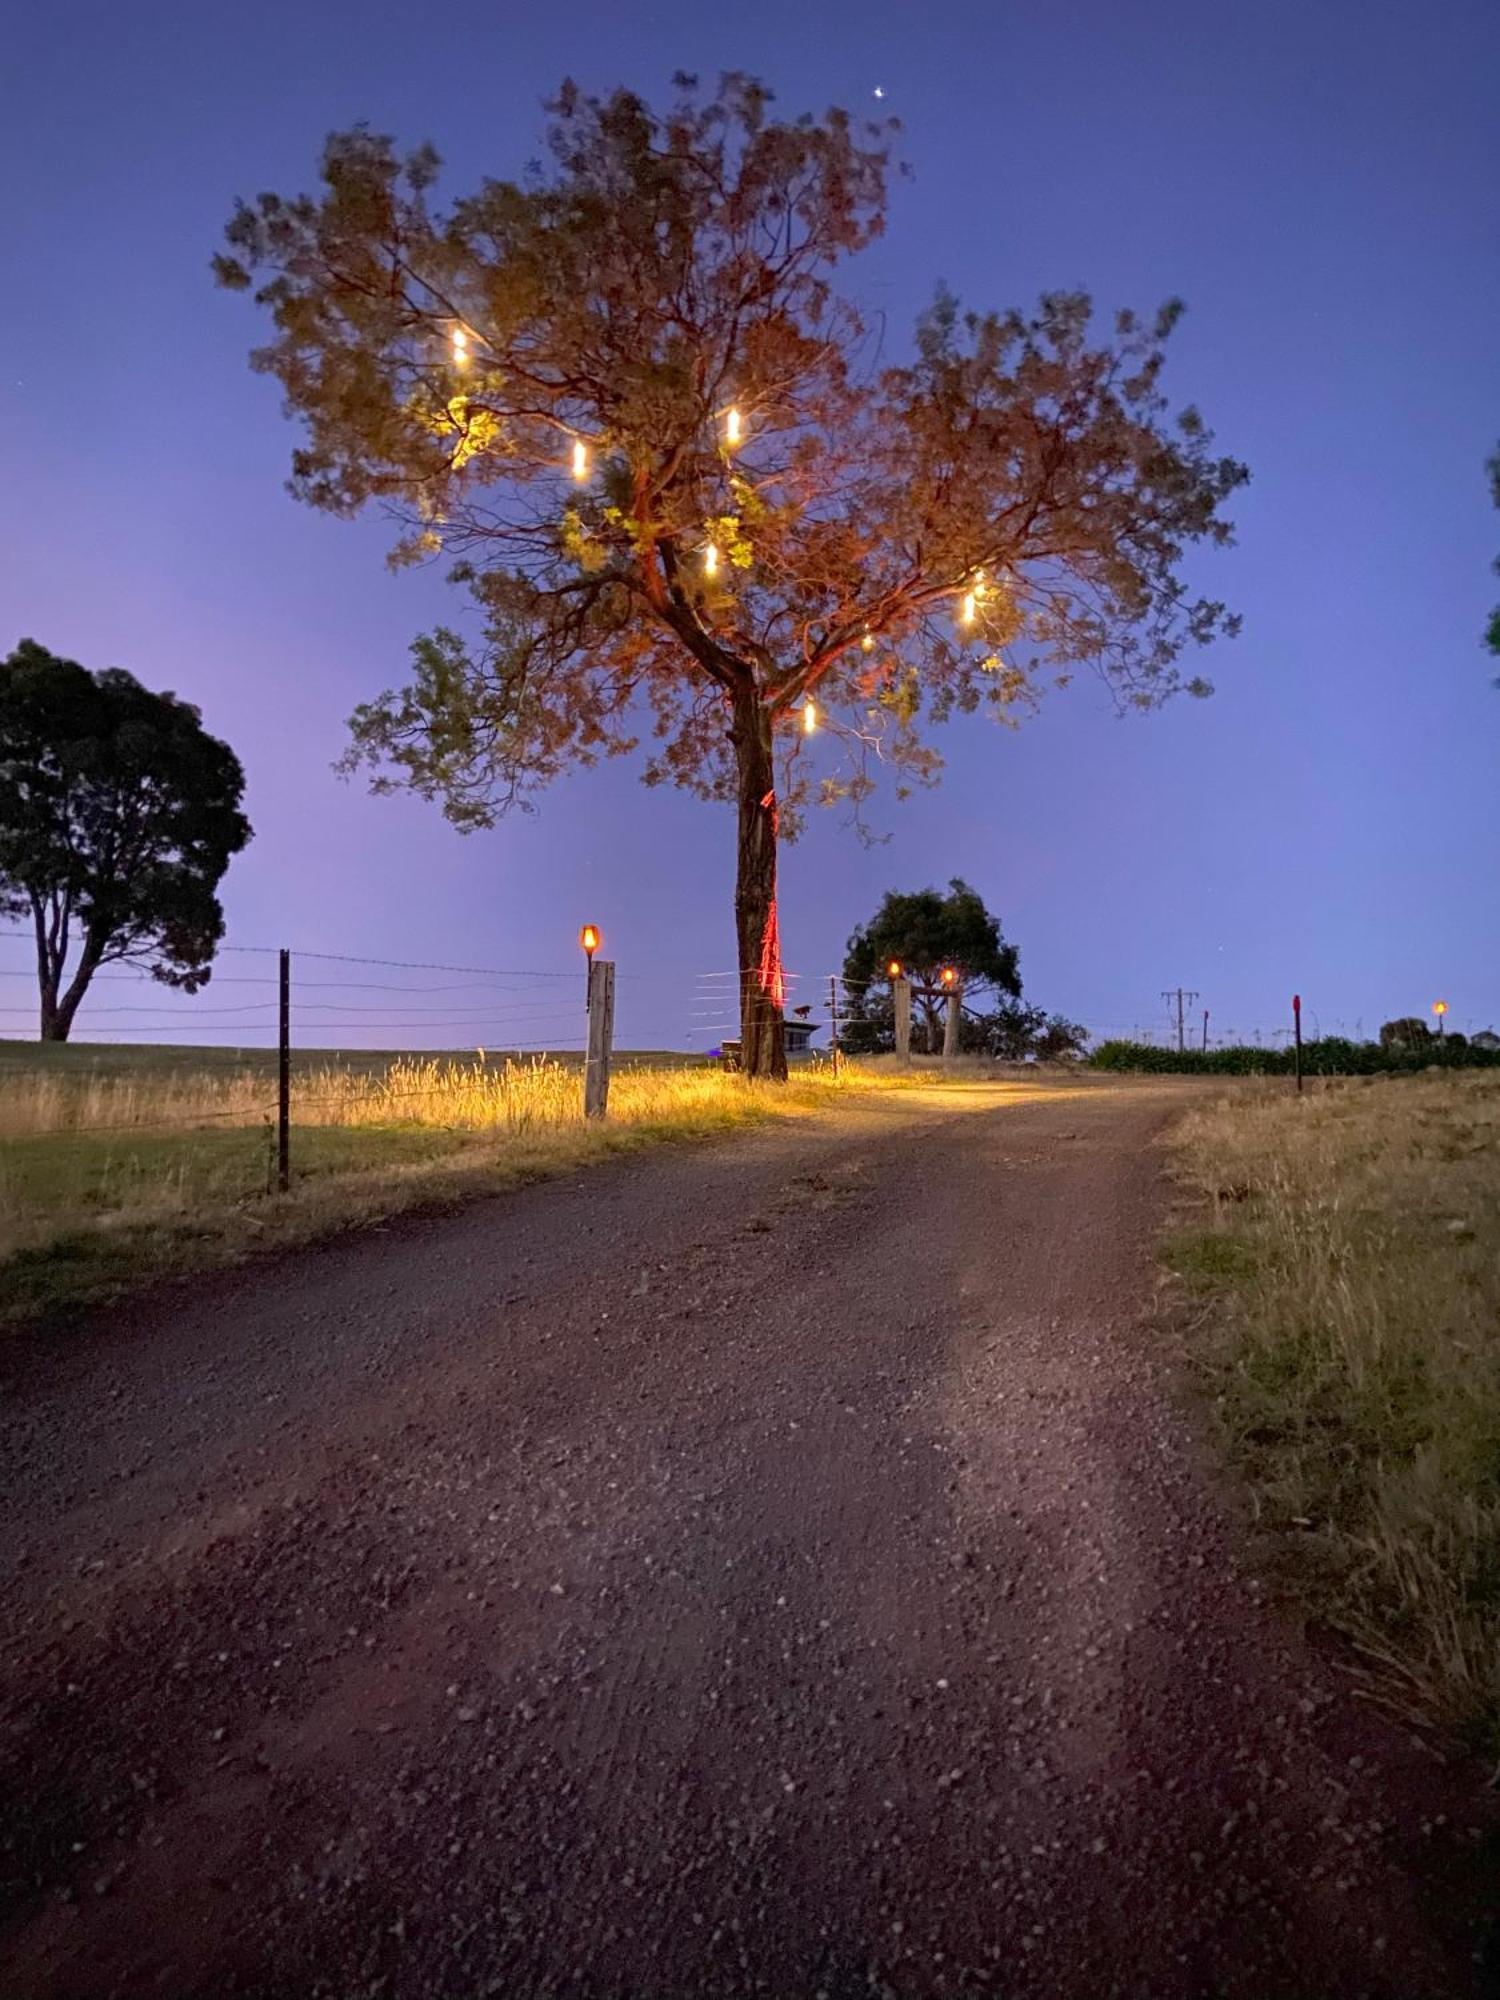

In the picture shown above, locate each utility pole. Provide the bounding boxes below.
[1201,1008,1209,1053]
[1161,987,1200,1055]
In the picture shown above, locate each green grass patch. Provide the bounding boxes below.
[1168,1075,1500,1758]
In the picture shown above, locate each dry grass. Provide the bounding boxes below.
[0,1052,966,1320]
[1167,1073,1500,1757]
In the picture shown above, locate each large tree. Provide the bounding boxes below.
[843,877,1021,1051]
[0,641,251,1041]
[216,73,1246,1077]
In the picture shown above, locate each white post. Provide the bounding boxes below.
[584,960,615,1118]
[893,976,912,1064]
[943,987,961,1059]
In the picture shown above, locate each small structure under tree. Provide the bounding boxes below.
[0,640,251,1041]
[218,74,1245,1077]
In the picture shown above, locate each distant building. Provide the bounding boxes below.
[784,1019,821,1059]
[1471,1028,1500,1052]
[715,1019,821,1069]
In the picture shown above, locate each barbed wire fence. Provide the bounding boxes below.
[0,927,675,1194]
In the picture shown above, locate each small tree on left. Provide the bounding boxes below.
[0,641,251,1041]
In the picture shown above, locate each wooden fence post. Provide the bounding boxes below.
[943,986,961,1059]
[893,976,912,1064]
[584,959,615,1118]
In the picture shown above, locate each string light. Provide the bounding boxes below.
[960,590,977,627]
[802,700,817,734]
[725,406,742,446]
[571,439,589,482]
[703,542,719,578]
[861,630,875,653]
[450,326,470,365]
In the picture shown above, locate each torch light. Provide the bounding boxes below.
[580,923,600,1008]
[887,959,902,980]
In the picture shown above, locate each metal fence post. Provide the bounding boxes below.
[278,948,291,1190]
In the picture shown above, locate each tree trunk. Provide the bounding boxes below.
[730,686,787,1081]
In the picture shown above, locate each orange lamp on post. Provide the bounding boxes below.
[1433,999,1448,1037]
[887,959,903,981]
[940,965,957,990]
[580,923,600,1008]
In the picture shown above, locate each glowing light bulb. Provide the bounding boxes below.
[887,959,903,979]
[802,700,817,734]
[571,439,589,482]
[451,326,469,364]
[703,543,719,577]
[726,406,742,446]
[960,590,977,627]
[861,630,875,653]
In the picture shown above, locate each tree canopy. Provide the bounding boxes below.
[840,878,1085,1057]
[217,72,1247,1075]
[0,640,251,1041]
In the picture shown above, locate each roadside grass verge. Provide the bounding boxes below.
[1166,1074,1500,1758]
[0,1052,1049,1322]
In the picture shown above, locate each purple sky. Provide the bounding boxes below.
[2,0,1497,1050]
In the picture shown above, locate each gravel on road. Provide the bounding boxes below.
[0,1077,1490,1998]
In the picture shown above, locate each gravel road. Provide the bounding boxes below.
[0,1078,1489,1998]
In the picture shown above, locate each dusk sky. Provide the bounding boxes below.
[3,0,1497,1051]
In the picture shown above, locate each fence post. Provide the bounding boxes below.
[278,948,291,1191]
[943,986,961,1059]
[584,959,615,1118]
[893,976,912,1064]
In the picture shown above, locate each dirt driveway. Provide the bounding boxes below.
[0,1078,1488,1997]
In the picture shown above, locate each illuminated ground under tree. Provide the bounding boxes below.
[217,74,1247,1079]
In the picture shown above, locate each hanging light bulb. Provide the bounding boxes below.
[703,542,719,578]
[960,590,977,627]
[802,699,818,734]
[571,439,589,482]
[450,326,470,365]
[861,629,875,653]
[725,406,742,446]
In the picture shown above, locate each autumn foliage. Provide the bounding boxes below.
[218,73,1246,1076]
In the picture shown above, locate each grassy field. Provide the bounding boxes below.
[0,1040,967,1321]
[1167,1074,1500,1758]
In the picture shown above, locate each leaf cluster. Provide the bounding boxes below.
[217,72,1248,831]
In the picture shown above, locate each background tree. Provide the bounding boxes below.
[1379,1016,1431,1052]
[0,641,250,1041]
[843,877,1021,1050]
[217,74,1246,1078]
